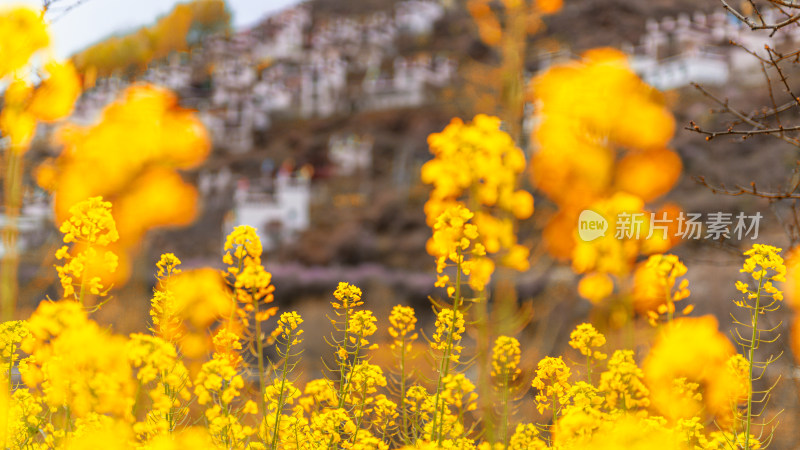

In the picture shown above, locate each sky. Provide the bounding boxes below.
[0,0,303,58]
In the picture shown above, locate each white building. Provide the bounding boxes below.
[396,0,444,35]
[633,50,729,91]
[626,10,800,90]
[228,171,311,251]
[329,133,373,176]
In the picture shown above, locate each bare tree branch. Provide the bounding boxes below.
[42,0,91,23]
[721,0,800,35]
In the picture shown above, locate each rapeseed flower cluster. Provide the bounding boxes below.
[0,321,28,372]
[55,197,119,303]
[423,115,533,286]
[633,254,693,324]
[730,244,785,448]
[388,305,418,351]
[127,333,191,439]
[568,323,607,381]
[149,254,183,342]
[0,238,770,448]
[490,336,520,380]
[430,204,493,295]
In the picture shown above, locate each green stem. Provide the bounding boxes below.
[500,372,509,448]
[552,389,559,423]
[254,290,267,418]
[434,251,463,445]
[338,337,363,409]
[351,378,369,446]
[221,379,233,449]
[399,335,409,445]
[77,252,89,306]
[227,257,244,327]
[586,354,592,383]
[269,336,293,450]
[162,369,177,432]
[329,318,361,449]
[337,307,351,407]
[745,270,765,450]
[1,149,23,322]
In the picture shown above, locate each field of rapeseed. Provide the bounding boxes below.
[1,0,799,449]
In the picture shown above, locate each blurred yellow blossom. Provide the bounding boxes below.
[28,60,81,122]
[0,7,49,78]
[531,48,681,305]
[643,315,744,425]
[39,84,209,287]
[491,335,521,384]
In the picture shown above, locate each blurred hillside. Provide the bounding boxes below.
[71,0,231,78]
[17,1,777,276]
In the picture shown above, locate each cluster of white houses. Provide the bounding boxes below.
[535,9,800,91]
[628,9,800,90]
[59,0,452,250]
[72,1,452,154]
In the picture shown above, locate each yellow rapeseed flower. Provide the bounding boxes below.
[0,320,29,370]
[490,335,521,380]
[332,281,364,310]
[597,350,649,411]
[223,225,263,273]
[431,308,466,362]
[531,356,571,415]
[388,305,418,352]
[59,197,119,246]
[270,311,304,345]
[423,114,532,273]
[568,323,607,361]
[156,253,182,279]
